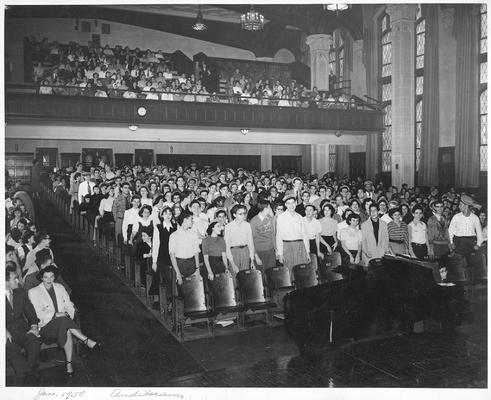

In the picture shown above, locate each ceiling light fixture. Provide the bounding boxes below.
[241,5,264,31]
[192,5,207,31]
[323,4,351,15]
[128,125,138,132]
[240,128,250,135]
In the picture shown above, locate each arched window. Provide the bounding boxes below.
[415,5,425,173]
[480,3,487,172]
[380,12,392,173]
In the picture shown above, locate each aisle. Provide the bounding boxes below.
[34,199,204,386]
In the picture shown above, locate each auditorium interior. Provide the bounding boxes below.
[3,2,489,396]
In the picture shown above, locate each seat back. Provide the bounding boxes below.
[468,252,487,281]
[293,264,318,289]
[443,253,469,283]
[181,272,207,313]
[237,269,266,305]
[324,252,342,268]
[318,261,343,282]
[266,266,292,289]
[211,271,237,309]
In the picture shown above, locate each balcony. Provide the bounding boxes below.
[5,85,384,133]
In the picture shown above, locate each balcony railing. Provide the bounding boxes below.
[6,84,384,133]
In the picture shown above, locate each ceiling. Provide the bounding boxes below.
[6,4,364,59]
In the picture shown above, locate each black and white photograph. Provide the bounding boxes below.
[2,1,489,398]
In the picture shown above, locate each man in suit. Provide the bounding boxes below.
[361,203,389,266]
[5,264,41,385]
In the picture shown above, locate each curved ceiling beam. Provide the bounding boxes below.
[7,5,304,59]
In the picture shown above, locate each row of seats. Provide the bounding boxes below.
[41,181,346,339]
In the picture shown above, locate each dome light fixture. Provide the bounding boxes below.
[241,5,264,31]
[192,5,207,31]
[128,124,138,132]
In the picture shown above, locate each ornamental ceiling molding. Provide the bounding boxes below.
[440,6,454,33]
[386,4,418,22]
[306,34,333,51]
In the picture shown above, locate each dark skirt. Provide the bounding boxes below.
[411,243,428,260]
[320,235,335,253]
[209,255,226,274]
[40,316,79,347]
[341,249,358,267]
[309,239,318,255]
[176,257,197,277]
[149,262,173,296]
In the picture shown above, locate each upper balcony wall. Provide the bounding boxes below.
[5,92,384,133]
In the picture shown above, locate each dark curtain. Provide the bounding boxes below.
[363,24,382,180]
[336,145,350,177]
[418,4,440,186]
[454,4,480,188]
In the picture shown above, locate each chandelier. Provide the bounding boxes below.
[192,5,207,31]
[323,4,351,15]
[241,5,264,31]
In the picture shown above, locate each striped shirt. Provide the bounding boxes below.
[387,221,409,244]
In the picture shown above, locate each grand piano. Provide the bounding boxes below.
[284,255,471,353]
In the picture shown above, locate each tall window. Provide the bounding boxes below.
[380,13,392,172]
[415,5,425,173]
[329,144,337,172]
[329,30,345,81]
[480,3,487,172]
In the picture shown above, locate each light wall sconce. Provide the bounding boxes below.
[128,125,138,132]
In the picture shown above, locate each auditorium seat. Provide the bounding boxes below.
[175,271,214,339]
[237,269,275,326]
[292,264,318,289]
[265,266,294,313]
[210,271,241,329]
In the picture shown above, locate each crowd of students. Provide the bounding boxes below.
[47,161,487,289]
[223,67,351,108]
[28,37,355,109]
[5,182,100,385]
[6,160,487,383]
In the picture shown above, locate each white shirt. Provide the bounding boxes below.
[381,213,392,224]
[408,221,427,244]
[99,196,114,215]
[303,217,322,240]
[122,208,140,241]
[78,180,95,204]
[140,198,153,207]
[448,212,483,246]
[224,219,254,261]
[339,227,363,251]
[190,215,208,244]
[336,220,349,239]
[169,228,200,259]
[276,211,309,256]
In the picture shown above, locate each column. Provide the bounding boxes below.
[387,4,419,188]
[351,39,367,98]
[310,144,330,176]
[438,7,456,148]
[306,34,332,90]
[260,144,272,171]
